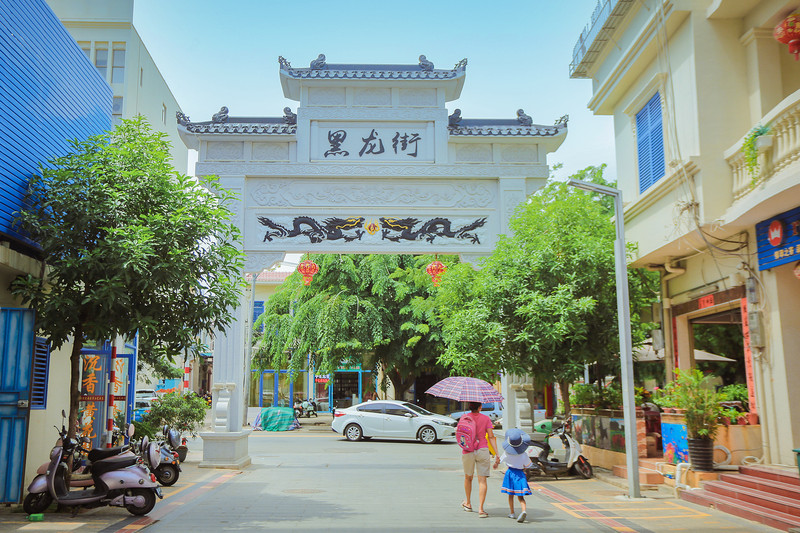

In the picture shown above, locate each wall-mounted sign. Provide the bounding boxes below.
[756,205,800,270]
[312,123,434,162]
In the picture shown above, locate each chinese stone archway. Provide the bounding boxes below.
[178,55,567,467]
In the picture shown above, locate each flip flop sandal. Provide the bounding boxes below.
[479,512,489,518]
[461,502,472,512]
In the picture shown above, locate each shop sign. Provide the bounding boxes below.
[740,298,758,415]
[313,125,432,162]
[79,354,107,446]
[698,294,715,309]
[756,206,800,270]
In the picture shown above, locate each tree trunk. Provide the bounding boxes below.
[558,380,571,416]
[388,369,414,400]
[68,327,84,444]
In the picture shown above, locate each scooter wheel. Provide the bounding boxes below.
[571,456,593,479]
[23,492,52,514]
[125,488,157,516]
[154,464,179,486]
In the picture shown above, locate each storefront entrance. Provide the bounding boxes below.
[250,369,308,408]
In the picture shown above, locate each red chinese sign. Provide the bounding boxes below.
[698,294,715,309]
[740,298,758,415]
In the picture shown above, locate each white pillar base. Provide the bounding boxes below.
[199,429,252,469]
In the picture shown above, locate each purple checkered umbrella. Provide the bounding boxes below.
[425,376,503,403]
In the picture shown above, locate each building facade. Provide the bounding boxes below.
[45,0,188,174]
[0,0,111,503]
[571,0,800,466]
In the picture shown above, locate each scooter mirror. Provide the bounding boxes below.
[62,409,66,418]
[127,423,135,438]
[163,424,169,437]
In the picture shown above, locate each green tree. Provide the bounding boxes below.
[11,117,245,442]
[435,166,658,411]
[253,254,450,398]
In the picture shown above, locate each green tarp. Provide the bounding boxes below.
[260,406,297,431]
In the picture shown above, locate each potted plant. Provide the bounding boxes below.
[569,383,598,409]
[672,369,723,471]
[142,391,209,461]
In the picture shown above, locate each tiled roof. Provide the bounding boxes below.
[279,56,467,80]
[244,271,292,283]
[449,120,566,137]
[183,117,296,135]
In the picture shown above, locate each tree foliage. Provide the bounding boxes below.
[253,254,452,398]
[433,166,658,409]
[11,117,245,441]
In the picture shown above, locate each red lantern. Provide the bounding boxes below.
[426,260,446,286]
[774,13,800,60]
[297,260,319,286]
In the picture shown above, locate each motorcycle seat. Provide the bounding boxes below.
[91,455,138,477]
[88,446,127,462]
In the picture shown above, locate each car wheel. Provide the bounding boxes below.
[344,423,363,441]
[418,425,438,444]
[571,456,593,479]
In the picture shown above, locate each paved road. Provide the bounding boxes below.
[139,431,773,533]
[2,429,778,532]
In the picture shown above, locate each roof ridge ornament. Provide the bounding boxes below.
[278,56,292,70]
[212,106,229,123]
[283,107,297,125]
[448,109,462,127]
[419,55,434,71]
[176,111,191,126]
[555,114,569,127]
[516,109,532,126]
[310,54,326,69]
[453,58,468,71]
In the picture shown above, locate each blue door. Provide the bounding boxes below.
[0,308,34,503]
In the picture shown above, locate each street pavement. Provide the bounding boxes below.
[0,419,781,532]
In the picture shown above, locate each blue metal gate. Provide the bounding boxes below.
[0,308,34,503]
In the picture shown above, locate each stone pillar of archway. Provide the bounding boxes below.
[199,251,284,468]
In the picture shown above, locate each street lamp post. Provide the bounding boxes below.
[566,178,640,499]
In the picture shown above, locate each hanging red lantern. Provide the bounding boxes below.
[774,13,800,60]
[426,260,446,287]
[297,259,319,286]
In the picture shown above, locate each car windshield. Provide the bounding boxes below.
[482,402,502,410]
[402,403,433,416]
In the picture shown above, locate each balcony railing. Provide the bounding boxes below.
[570,0,635,78]
[725,89,800,201]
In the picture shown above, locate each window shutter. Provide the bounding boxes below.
[30,337,51,409]
[253,301,265,332]
[637,92,665,194]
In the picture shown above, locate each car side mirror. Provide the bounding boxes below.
[404,412,416,418]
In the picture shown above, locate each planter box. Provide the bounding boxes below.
[571,408,647,458]
[660,412,762,466]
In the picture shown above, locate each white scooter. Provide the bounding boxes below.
[524,418,593,480]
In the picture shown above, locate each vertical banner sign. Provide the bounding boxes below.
[740,298,758,414]
[105,347,116,447]
[79,353,108,449]
[112,356,128,428]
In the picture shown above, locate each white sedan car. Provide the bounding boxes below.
[332,400,457,444]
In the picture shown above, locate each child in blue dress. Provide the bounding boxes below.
[493,428,532,523]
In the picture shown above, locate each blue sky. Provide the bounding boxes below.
[132,0,614,180]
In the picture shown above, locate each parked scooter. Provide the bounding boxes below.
[293,398,318,418]
[152,425,182,486]
[24,411,162,516]
[524,418,593,480]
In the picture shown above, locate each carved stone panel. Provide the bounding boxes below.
[353,88,391,106]
[500,145,538,163]
[307,87,346,106]
[248,179,497,209]
[252,142,290,161]
[456,144,493,163]
[207,141,244,161]
[398,88,437,107]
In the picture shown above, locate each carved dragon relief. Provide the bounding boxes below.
[256,215,488,245]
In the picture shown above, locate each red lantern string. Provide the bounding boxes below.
[297,259,319,286]
[426,260,446,287]
[774,13,800,60]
